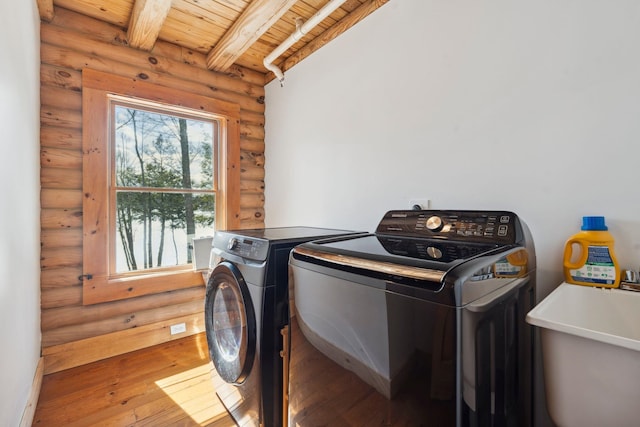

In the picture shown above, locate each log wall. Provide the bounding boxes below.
[40,7,266,373]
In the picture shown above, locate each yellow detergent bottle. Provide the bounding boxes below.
[563,216,620,288]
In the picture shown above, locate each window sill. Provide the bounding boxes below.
[83,268,205,305]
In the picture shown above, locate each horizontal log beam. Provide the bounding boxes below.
[41,267,82,289]
[40,188,82,209]
[41,148,82,170]
[40,208,82,230]
[37,0,54,22]
[43,312,205,373]
[43,300,204,347]
[42,286,205,331]
[41,228,82,250]
[40,126,82,150]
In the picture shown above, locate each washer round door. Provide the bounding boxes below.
[205,261,257,385]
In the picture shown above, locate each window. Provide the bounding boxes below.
[82,69,240,305]
[112,100,217,273]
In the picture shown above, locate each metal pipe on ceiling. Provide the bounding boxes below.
[264,0,348,86]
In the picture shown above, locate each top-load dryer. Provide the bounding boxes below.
[288,210,536,426]
[204,226,363,427]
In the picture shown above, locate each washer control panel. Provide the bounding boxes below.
[213,232,270,261]
[378,236,495,262]
[376,210,519,244]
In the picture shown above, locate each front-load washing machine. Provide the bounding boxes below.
[205,227,362,427]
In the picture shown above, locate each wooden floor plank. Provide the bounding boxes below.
[33,333,235,427]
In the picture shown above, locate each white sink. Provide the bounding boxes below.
[526,282,640,427]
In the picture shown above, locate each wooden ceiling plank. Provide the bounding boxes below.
[127,0,173,51]
[55,0,134,27]
[207,0,299,71]
[37,0,55,22]
[341,0,367,13]
[170,2,236,28]
[160,8,227,53]
[173,0,244,21]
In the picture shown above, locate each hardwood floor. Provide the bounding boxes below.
[33,333,236,426]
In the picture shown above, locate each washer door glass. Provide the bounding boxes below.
[205,261,256,384]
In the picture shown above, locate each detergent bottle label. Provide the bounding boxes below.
[569,245,617,285]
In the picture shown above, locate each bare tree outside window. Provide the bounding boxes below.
[113,103,217,273]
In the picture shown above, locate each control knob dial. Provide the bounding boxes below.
[227,237,239,251]
[426,215,444,232]
[426,246,443,259]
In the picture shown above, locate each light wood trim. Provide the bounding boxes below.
[281,326,290,427]
[36,0,54,22]
[83,269,204,305]
[206,0,298,71]
[19,357,44,427]
[127,0,172,51]
[82,68,241,118]
[218,114,242,229]
[267,0,390,83]
[81,84,110,302]
[42,312,205,374]
[82,68,241,305]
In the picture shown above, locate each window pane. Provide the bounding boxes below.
[114,105,215,190]
[115,192,215,273]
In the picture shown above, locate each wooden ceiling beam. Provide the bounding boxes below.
[37,0,55,22]
[207,0,299,72]
[127,0,172,51]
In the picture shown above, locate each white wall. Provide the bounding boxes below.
[265,1,640,425]
[0,0,42,424]
[265,0,640,295]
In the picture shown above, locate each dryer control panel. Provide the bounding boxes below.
[376,210,520,245]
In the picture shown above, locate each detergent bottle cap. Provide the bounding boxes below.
[581,216,608,231]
